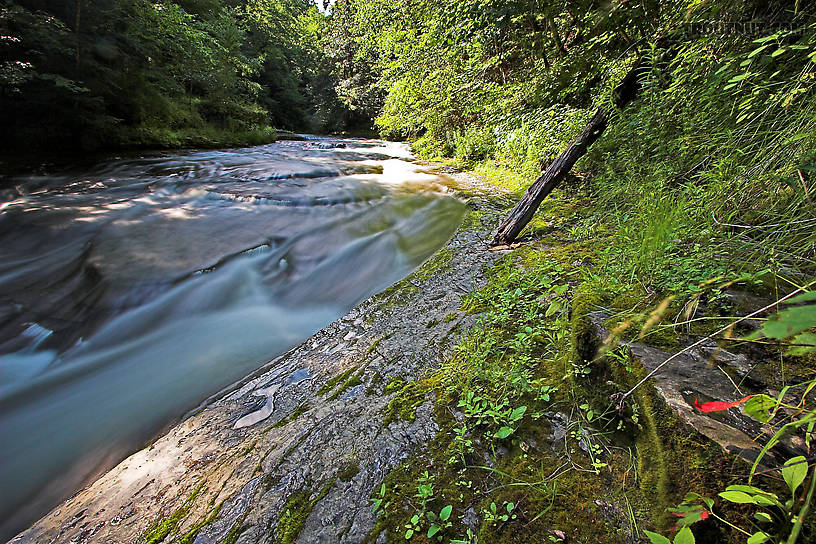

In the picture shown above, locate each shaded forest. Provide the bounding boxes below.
[0,0,364,151]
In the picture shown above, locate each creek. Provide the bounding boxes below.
[0,137,465,541]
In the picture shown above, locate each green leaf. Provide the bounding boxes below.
[753,512,773,523]
[787,292,816,303]
[643,530,671,544]
[427,525,440,539]
[782,456,808,496]
[440,505,452,521]
[506,502,515,513]
[726,484,771,495]
[759,304,816,340]
[787,332,816,355]
[405,528,413,539]
[747,532,771,544]
[747,44,770,58]
[674,527,695,544]
[752,495,777,507]
[770,47,787,57]
[753,34,779,43]
[510,406,527,420]
[719,490,755,503]
[744,395,778,423]
[495,427,514,439]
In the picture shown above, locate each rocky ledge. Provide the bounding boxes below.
[13,175,506,544]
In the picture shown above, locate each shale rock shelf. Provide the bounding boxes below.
[13,174,504,544]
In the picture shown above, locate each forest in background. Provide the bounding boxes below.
[0,0,364,151]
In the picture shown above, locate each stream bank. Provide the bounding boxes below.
[11,173,507,544]
[13,169,812,544]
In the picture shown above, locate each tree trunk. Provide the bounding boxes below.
[547,16,565,56]
[491,61,643,247]
[75,0,82,69]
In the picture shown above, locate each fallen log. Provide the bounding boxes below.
[491,60,643,246]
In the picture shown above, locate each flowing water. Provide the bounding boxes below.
[0,137,465,541]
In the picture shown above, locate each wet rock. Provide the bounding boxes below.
[16,172,505,544]
[462,507,478,530]
[587,311,806,467]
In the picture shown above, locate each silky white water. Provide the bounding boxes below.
[0,137,465,540]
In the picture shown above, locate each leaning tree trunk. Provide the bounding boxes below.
[491,61,643,247]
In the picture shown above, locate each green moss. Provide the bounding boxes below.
[176,501,224,544]
[142,484,203,544]
[460,208,485,230]
[317,366,359,396]
[328,372,363,401]
[219,515,248,544]
[383,376,405,394]
[235,442,256,457]
[411,247,454,283]
[273,480,336,544]
[264,428,317,490]
[337,460,361,482]
[568,282,604,377]
[372,278,420,313]
[367,337,385,354]
[272,402,311,429]
[366,370,384,395]
[383,378,435,425]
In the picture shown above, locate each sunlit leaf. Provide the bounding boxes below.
[643,530,671,544]
[674,527,695,544]
[744,395,778,423]
[782,456,808,496]
[759,304,816,339]
[719,490,754,503]
[747,532,771,544]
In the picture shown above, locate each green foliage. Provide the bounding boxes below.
[1,0,341,151]
[751,292,816,355]
[399,471,455,541]
[645,527,695,544]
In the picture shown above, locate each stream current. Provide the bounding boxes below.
[0,137,465,541]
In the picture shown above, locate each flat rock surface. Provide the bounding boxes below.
[13,174,506,544]
[589,312,807,468]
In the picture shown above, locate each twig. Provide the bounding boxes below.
[712,211,816,230]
